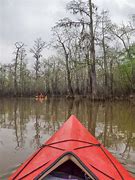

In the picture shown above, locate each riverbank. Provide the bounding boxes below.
[0,94,135,102]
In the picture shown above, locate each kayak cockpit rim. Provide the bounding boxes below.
[34,152,98,180]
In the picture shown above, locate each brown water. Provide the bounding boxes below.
[0,98,135,179]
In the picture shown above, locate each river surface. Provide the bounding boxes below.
[0,98,135,179]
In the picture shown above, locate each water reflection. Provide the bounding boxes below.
[0,98,135,178]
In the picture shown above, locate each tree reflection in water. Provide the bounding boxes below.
[0,98,135,177]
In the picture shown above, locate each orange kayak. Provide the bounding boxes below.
[9,115,134,180]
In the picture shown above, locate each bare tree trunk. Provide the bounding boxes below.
[14,48,19,96]
[110,59,114,97]
[19,48,26,96]
[102,35,108,97]
[74,61,80,95]
[30,38,46,93]
[86,52,92,94]
[20,54,23,96]
[65,53,74,96]
[88,0,97,99]
[14,42,24,96]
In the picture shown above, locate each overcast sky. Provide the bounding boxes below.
[0,0,135,64]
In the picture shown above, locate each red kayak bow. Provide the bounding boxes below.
[9,115,134,180]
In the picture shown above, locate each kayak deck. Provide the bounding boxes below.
[9,115,134,180]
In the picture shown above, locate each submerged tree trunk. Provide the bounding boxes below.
[86,52,92,94]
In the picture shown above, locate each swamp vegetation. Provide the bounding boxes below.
[0,0,135,99]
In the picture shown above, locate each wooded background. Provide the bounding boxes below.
[0,0,135,99]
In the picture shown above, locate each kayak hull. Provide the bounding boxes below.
[9,115,134,180]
